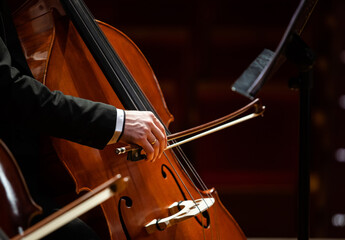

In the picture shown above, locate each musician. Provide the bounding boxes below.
[0,0,166,238]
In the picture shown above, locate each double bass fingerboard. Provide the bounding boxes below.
[60,0,156,114]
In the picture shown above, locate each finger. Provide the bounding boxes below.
[153,116,167,142]
[147,133,159,162]
[153,116,165,134]
[154,118,167,157]
[150,124,165,159]
[151,139,160,163]
[152,116,167,151]
[141,140,154,162]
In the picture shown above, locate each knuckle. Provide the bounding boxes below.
[143,127,151,135]
[148,112,154,118]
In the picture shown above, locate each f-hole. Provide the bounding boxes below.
[118,196,133,240]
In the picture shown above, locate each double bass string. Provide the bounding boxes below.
[169,139,215,224]
[120,79,212,236]
[105,31,214,235]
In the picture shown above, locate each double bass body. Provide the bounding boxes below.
[13,0,246,239]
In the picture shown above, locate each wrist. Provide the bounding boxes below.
[108,109,125,144]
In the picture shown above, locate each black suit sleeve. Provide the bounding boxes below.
[0,37,117,149]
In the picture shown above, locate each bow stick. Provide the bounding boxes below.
[116,98,265,160]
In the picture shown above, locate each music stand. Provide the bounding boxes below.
[231,1,318,240]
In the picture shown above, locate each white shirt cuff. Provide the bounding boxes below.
[111,109,125,142]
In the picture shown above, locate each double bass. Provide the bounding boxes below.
[12,0,248,238]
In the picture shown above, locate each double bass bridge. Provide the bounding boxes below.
[145,197,215,234]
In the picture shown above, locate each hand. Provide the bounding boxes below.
[118,110,167,162]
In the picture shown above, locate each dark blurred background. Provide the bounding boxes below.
[9,0,345,238]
